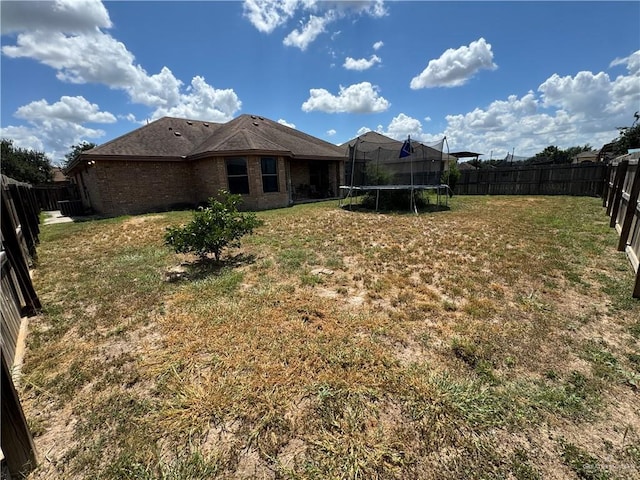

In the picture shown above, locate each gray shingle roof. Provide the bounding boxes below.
[79,114,345,164]
[85,117,222,158]
[190,115,345,159]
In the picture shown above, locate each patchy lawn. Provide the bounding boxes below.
[20,196,640,479]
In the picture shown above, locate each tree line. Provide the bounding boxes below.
[0,140,96,184]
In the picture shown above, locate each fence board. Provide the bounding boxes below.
[33,182,80,211]
[1,352,37,476]
[604,157,640,298]
[1,175,41,476]
[456,163,606,197]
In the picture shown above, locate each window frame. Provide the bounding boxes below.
[225,157,250,194]
[261,156,279,193]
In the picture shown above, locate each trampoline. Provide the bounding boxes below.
[339,133,455,213]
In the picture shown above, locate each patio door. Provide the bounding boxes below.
[309,161,329,197]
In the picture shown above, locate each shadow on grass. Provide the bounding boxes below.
[340,203,451,214]
[177,253,257,282]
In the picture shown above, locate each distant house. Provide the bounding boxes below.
[572,150,599,164]
[458,162,478,171]
[50,167,69,183]
[65,115,346,216]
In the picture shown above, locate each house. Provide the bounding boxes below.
[65,115,346,216]
[572,150,599,164]
[50,167,69,183]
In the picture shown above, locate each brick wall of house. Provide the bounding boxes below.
[75,165,105,213]
[95,160,195,215]
[81,156,343,216]
[242,156,289,210]
[192,157,227,204]
[290,161,310,197]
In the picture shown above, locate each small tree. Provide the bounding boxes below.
[64,141,97,169]
[164,191,263,262]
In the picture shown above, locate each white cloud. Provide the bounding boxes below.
[301,82,390,113]
[343,55,381,71]
[356,51,639,159]
[242,0,302,34]
[15,96,117,124]
[151,76,242,122]
[0,0,112,34]
[627,50,640,74]
[278,118,296,128]
[385,113,424,139]
[538,71,612,114]
[356,126,372,136]
[1,96,114,164]
[120,113,139,124]
[0,126,46,153]
[283,14,332,50]
[356,48,639,155]
[2,2,242,125]
[609,51,640,72]
[410,37,497,89]
[326,129,336,136]
[244,0,387,50]
[373,41,384,51]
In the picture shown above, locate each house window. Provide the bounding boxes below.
[261,157,278,193]
[226,157,249,194]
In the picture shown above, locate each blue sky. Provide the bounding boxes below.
[1,1,639,165]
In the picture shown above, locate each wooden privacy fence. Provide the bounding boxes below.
[33,181,80,211]
[456,163,606,196]
[603,155,640,298]
[1,175,39,476]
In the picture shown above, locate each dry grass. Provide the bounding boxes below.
[19,196,640,479]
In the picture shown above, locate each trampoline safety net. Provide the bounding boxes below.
[340,133,454,212]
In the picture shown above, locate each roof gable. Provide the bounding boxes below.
[191,114,345,159]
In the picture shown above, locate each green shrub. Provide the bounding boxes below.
[442,162,460,191]
[164,191,263,262]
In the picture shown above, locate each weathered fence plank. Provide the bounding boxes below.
[33,182,80,211]
[1,352,37,477]
[456,163,606,196]
[604,156,640,298]
[1,175,41,476]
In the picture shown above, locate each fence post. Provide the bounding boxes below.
[608,160,628,228]
[1,352,37,477]
[617,165,640,252]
